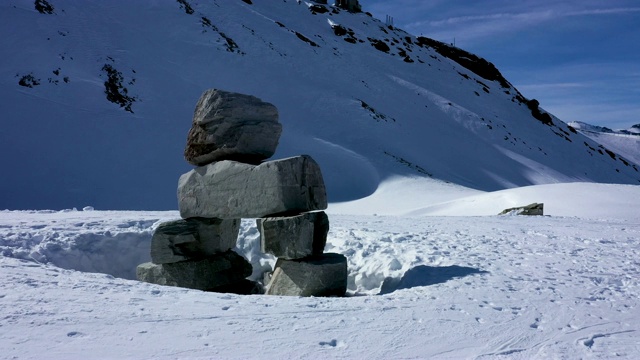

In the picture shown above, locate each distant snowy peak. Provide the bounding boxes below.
[568,121,640,167]
[569,121,640,136]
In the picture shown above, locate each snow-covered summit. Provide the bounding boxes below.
[1,0,639,210]
[568,121,640,168]
[569,121,640,136]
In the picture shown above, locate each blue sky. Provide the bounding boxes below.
[364,0,640,129]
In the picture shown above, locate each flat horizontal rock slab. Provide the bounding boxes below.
[499,202,544,216]
[137,251,251,291]
[266,253,347,297]
[178,155,327,219]
[258,211,329,259]
[184,89,282,166]
[151,218,240,264]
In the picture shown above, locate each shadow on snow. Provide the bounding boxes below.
[379,265,488,295]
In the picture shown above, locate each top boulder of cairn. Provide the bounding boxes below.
[184,89,282,166]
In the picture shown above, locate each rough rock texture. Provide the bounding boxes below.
[136,251,252,290]
[266,253,348,297]
[178,155,327,219]
[184,89,282,166]
[258,211,329,259]
[150,218,240,264]
[499,203,544,216]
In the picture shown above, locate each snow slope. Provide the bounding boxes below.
[2,182,640,358]
[569,121,640,167]
[2,0,639,211]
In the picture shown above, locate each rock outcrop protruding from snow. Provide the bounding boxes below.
[258,211,328,259]
[266,253,348,296]
[178,155,327,219]
[184,89,282,166]
[137,251,252,290]
[150,218,240,264]
[499,203,544,216]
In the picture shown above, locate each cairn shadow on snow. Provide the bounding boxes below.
[379,265,488,295]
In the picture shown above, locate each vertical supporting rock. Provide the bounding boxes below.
[258,211,329,259]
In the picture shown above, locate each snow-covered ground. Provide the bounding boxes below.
[2,181,639,359]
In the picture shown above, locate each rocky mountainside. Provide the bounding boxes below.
[568,121,640,167]
[1,0,639,210]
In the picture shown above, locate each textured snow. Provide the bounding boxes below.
[2,182,640,359]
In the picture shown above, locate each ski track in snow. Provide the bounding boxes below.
[1,210,639,358]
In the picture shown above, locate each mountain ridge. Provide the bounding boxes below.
[1,0,638,210]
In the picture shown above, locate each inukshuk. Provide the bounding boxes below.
[136,89,348,296]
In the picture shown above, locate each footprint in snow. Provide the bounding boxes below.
[319,339,345,348]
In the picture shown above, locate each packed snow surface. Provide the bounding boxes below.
[2,181,639,359]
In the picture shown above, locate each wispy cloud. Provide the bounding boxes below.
[568,7,640,16]
[398,3,640,44]
[422,7,640,27]
[518,82,589,91]
[422,11,554,28]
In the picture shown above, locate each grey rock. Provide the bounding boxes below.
[499,203,544,216]
[178,155,327,219]
[136,251,252,290]
[184,89,282,166]
[263,271,273,287]
[258,211,329,259]
[150,218,240,264]
[266,253,347,297]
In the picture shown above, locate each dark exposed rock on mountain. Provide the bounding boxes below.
[34,0,54,14]
[101,63,137,113]
[17,73,40,88]
[416,36,512,90]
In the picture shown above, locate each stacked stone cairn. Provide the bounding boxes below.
[136,89,348,296]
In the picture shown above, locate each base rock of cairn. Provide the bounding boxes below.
[266,253,348,297]
[137,88,348,297]
[137,251,252,291]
